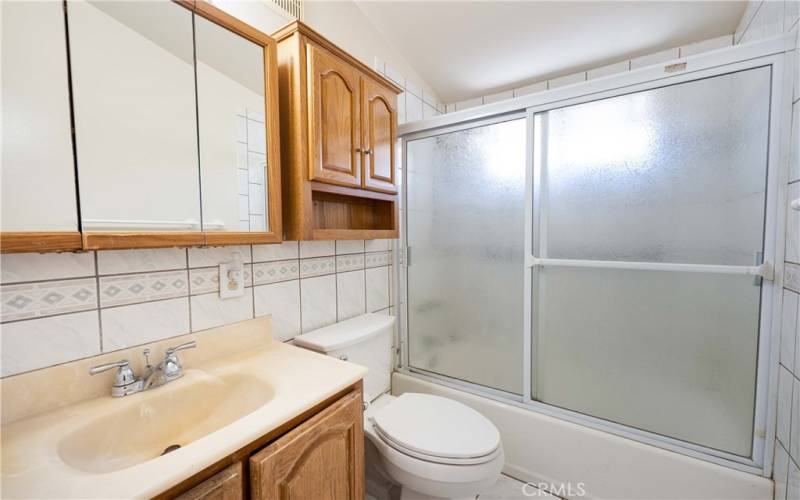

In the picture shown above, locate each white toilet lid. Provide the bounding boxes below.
[372,393,500,461]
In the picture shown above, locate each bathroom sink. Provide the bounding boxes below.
[57,370,273,473]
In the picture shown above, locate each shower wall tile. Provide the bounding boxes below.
[787,182,799,264]
[776,443,790,500]
[779,365,793,445]
[782,290,799,372]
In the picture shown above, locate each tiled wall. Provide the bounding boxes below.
[371,58,445,124]
[0,240,396,378]
[441,34,743,113]
[730,1,800,499]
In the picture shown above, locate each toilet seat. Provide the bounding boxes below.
[369,393,501,465]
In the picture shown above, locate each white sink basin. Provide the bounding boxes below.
[57,370,273,473]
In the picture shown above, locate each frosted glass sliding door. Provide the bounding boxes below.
[532,67,771,456]
[406,118,526,394]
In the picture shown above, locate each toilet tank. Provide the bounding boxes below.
[293,314,395,402]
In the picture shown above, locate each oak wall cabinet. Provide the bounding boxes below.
[155,383,364,500]
[273,22,401,241]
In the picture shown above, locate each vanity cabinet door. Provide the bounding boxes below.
[175,462,243,500]
[249,391,364,500]
[306,44,362,188]
[361,77,397,194]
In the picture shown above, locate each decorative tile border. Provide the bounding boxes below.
[300,256,336,278]
[189,265,253,295]
[787,263,800,293]
[365,251,392,268]
[2,278,97,322]
[336,254,365,272]
[253,259,299,285]
[99,270,188,307]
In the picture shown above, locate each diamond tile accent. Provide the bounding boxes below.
[189,265,252,295]
[336,254,365,273]
[299,256,336,278]
[365,251,392,269]
[99,270,188,307]
[253,259,300,285]
[1,278,98,322]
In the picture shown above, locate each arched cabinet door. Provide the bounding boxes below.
[249,390,364,500]
[306,44,362,188]
[361,77,398,193]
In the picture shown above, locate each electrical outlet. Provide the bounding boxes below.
[219,261,244,299]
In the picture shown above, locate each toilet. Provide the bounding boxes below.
[294,313,504,500]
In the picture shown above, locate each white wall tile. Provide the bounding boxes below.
[788,182,800,264]
[397,92,407,124]
[423,103,439,119]
[336,240,364,255]
[784,290,799,373]
[365,239,392,252]
[679,35,733,57]
[1,252,95,284]
[454,97,483,111]
[337,270,366,321]
[422,89,439,109]
[406,92,424,122]
[384,64,404,88]
[2,278,97,321]
[630,48,680,70]
[253,241,299,262]
[97,248,186,275]
[254,280,301,341]
[99,270,188,307]
[300,275,337,332]
[373,56,385,74]
[366,266,389,312]
[776,443,790,500]
[779,365,793,445]
[253,259,299,285]
[789,458,800,500]
[190,291,253,331]
[787,0,800,32]
[300,256,336,278]
[513,81,548,97]
[789,263,800,294]
[483,89,514,104]
[548,71,586,89]
[735,1,762,43]
[336,254,365,273]
[586,60,629,80]
[790,101,799,183]
[792,376,800,460]
[405,80,422,99]
[1,311,100,377]
[101,297,190,351]
[188,246,251,267]
[299,240,335,258]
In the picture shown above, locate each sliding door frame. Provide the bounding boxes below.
[398,35,795,476]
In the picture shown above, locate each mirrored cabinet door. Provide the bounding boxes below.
[194,8,281,244]
[68,0,204,248]
[1,1,81,252]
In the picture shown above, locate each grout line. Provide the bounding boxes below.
[94,251,102,352]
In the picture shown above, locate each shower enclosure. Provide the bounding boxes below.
[400,47,787,473]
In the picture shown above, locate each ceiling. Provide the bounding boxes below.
[353,1,747,103]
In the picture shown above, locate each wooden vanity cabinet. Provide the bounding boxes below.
[273,21,400,240]
[158,383,363,500]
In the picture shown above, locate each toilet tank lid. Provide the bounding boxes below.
[293,314,395,352]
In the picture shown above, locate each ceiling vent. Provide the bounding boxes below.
[268,0,303,21]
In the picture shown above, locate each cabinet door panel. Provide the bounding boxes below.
[307,44,361,187]
[250,391,364,500]
[175,462,243,500]
[362,78,397,193]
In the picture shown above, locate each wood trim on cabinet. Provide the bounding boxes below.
[152,381,363,500]
[0,232,83,253]
[81,232,206,250]
[272,21,401,95]
[311,229,398,240]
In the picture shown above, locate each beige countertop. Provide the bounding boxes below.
[1,318,367,499]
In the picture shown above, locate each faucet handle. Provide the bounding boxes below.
[89,359,138,395]
[166,340,196,355]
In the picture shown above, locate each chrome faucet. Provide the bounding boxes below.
[89,340,197,397]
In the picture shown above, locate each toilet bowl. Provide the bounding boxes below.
[294,314,504,499]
